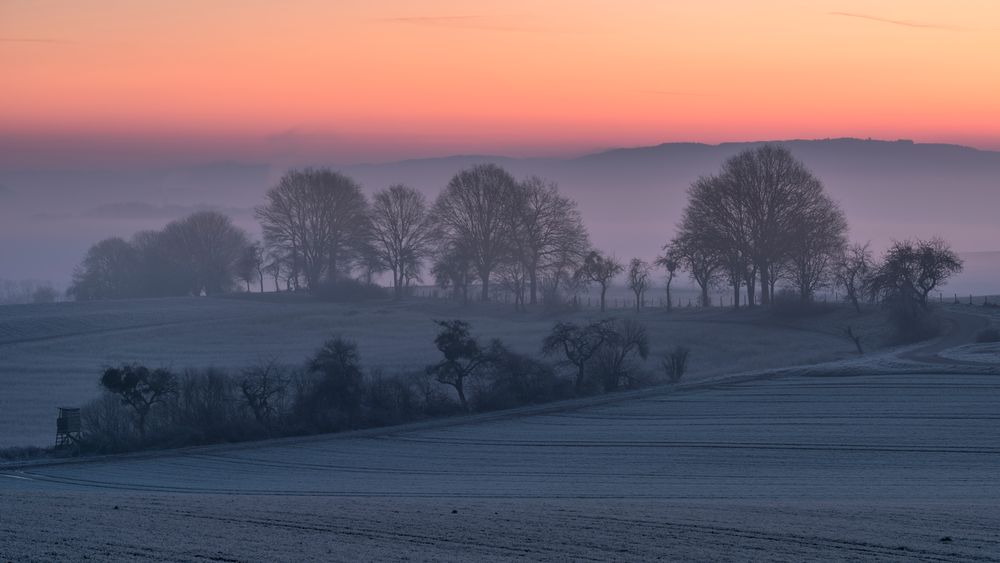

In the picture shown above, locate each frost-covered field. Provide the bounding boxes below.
[0,296,865,448]
[3,371,1000,560]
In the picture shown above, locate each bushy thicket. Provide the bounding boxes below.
[76,318,678,454]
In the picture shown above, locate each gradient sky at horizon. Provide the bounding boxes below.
[2,0,999,167]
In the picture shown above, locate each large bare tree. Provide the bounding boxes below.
[256,168,370,290]
[509,176,590,305]
[160,211,251,295]
[671,145,847,306]
[369,185,434,298]
[784,195,848,302]
[432,164,519,301]
[723,145,835,305]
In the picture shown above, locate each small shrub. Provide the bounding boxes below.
[976,328,1000,343]
[313,279,388,302]
[661,346,690,383]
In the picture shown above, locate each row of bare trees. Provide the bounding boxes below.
[68,145,964,312]
[255,164,591,304]
[657,145,964,317]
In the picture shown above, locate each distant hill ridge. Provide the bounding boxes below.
[1,138,997,290]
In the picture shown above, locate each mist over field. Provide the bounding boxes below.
[2,138,998,293]
[4,1,1000,560]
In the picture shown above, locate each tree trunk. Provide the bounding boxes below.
[758,264,771,306]
[600,284,608,312]
[529,268,538,306]
[700,284,710,308]
[665,277,673,312]
[575,366,587,393]
[732,281,740,310]
[455,379,468,411]
[480,269,491,302]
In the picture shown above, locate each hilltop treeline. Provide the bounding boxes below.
[68,145,962,322]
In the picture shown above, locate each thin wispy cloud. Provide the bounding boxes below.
[379,15,537,33]
[643,90,703,97]
[829,12,970,31]
[0,37,74,44]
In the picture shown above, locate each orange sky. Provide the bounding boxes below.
[2,0,998,165]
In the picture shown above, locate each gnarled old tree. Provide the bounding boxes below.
[433,164,519,301]
[369,185,434,298]
[256,168,370,290]
[836,242,873,313]
[867,238,963,311]
[655,245,680,311]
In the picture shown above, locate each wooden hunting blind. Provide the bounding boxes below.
[56,407,82,448]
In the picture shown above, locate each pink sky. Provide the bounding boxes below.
[2,0,999,167]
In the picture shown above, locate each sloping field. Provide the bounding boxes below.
[0,296,867,448]
[3,371,1000,560]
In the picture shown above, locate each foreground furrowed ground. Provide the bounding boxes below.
[3,370,1000,560]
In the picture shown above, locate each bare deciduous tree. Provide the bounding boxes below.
[655,245,680,311]
[784,196,848,302]
[575,250,623,312]
[432,242,477,304]
[100,364,177,440]
[593,319,650,391]
[626,258,651,312]
[836,242,873,313]
[159,211,252,295]
[370,185,434,298]
[867,237,963,311]
[671,145,847,307]
[240,359,289,433]
[432,164,519,301]
[426,320,487,411]
[256,168,370,290]
[68,237,140,301]
[542,320,612,392]
[669,233,722,307]
[509,176,590,305]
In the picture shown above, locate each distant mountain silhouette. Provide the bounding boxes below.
[2,138,998,291]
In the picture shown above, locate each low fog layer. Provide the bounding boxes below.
[1,138,998,293]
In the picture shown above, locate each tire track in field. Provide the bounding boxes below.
[0,313,261,348]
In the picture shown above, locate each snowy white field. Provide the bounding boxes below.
[2,371,1000,560]
[0,295,872,448]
